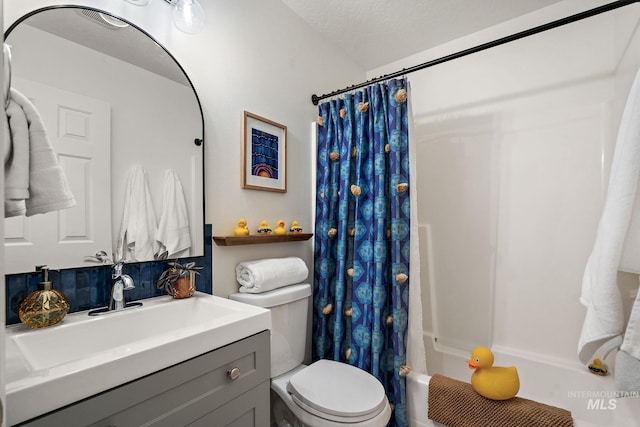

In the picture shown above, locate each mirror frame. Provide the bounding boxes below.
[4,5,206,272]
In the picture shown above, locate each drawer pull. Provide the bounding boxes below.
[227,367,241,381]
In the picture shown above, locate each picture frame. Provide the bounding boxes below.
[241,111,287,193]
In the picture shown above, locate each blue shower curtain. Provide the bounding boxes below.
[313,78,411,427]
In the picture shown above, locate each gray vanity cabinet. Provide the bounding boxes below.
[18,331,270,427]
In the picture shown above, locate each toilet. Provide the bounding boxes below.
[229,283,392,427]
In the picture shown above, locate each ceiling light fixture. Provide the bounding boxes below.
[171,0,206,34]
[124,0,206,34]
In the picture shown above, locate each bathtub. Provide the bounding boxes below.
[406,349,640,427]
[407,371,433,427]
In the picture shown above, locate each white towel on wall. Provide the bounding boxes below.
[236,257,309,293]
[578,66,640,364]
[4,88,76,217]
[156,169,191,258]
[622,286,640,359]
[115,164,159,262]
[3,44,11,111]
[614,286,640,393]
[620,195,640,273]
[4,89,29,201]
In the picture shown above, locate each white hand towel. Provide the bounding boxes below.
[614,284,640,395]
[4,91,30,201]
[156,169,191,258]
[3,43,12,159]
[115,165,159,262]
[578,67,640,364]
[236,257,309,293]
[622,287,640,358]
[619,196,640,274]
[4,88,76,217]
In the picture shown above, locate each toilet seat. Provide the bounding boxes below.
[286,360,388,423]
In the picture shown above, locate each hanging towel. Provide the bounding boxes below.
[3,44,11,111]
[115,165,159,262]
[615,284,640,394]
[156,169,191,258]
[4,87,76,217]
[578,66,640,365]
[4,90,29,201]
[620,196,640,274]
[236,257,309,293]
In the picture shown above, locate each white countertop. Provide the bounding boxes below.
[5,292,271,425]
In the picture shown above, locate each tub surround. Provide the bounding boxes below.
[5,225,212,325]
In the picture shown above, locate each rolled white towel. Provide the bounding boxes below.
[236,257,308,293]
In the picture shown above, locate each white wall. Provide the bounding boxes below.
[370,0,640,383]
[4,0,364,297]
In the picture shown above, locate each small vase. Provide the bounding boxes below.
[173,271,196,299]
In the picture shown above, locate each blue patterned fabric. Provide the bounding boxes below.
[313,79,411,427]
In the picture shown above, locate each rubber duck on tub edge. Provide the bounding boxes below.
[467,347,520,400]
[588,358,608,376]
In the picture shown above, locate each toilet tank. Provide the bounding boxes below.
[229,283,311,377]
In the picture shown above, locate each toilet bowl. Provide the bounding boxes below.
[271,362,392,427]
[229,284,391,427]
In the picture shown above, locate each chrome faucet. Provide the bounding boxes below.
[109,262,135,311]
[88,262,142,316]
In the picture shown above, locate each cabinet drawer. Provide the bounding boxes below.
[19,331,270,427]
[187,380,270,427]
[95,331,270,426]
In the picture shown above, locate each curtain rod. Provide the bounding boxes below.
[311,0,640,106]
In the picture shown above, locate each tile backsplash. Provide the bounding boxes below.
[5,225,212,325]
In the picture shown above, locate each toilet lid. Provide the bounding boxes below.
[286,360,388,421]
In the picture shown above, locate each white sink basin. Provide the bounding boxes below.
[5,292,271,425]
[12,296,239,371]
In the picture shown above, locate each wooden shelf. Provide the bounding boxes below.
[213,233,313,246]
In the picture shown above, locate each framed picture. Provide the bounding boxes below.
[241,111,287,192]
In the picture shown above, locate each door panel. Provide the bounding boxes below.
[5,78,111,273]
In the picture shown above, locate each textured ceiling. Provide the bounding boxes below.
[281,0,566,70]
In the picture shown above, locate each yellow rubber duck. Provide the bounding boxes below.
[290,220,303,234]
[234,218,250,236]
[257,220,272,235]
[588,358,608,376]
[274,220,288,235]
[467,347,519,400]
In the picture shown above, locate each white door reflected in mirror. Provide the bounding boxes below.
[5,79,111,274]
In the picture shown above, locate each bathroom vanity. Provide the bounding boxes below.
[17,331,270,427]
[5,294,271,426]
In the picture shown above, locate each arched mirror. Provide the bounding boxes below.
[4,6,204,274]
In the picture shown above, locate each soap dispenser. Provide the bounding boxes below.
[18,265,70,329]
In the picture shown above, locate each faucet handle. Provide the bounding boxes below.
[112,261,125,277]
